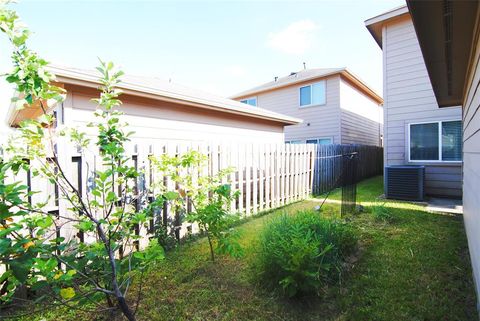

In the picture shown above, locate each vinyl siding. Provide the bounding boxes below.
[383,15,462,197]
[339,78,382,146]
[253,76,342,143]
[62,86,285,144]
[461,16,480,309]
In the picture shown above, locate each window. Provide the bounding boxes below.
[240,97,257,106]
[409,120,462,162]
[300,81,326,107]
[306,138,332,145]
[442,121,462,161]
[286,140,302,144]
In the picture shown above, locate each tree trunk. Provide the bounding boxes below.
[206,231,215,262]
[117,295,136,321]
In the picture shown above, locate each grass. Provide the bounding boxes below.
[16,176,478,321]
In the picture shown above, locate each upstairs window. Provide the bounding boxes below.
[240,97,257,106]
[409,120,462,162]
[300,81,326,107]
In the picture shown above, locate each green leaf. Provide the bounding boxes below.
[164,191,179,201]
[9,257,33,283]
[59,287,75,300]
[75,220,94,232]
[37,216,53,229]
[0,238,11,254]
[106,191,117,202]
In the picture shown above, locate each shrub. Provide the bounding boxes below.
[371,201,394,223]
[254,210,356,297]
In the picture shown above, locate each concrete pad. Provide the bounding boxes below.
[426,197,463,215]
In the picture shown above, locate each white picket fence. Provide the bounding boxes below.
[9,141,315,249]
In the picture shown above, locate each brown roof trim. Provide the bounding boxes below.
[56,75,301,125]
[7,66,302,127]
[365,5,410,48]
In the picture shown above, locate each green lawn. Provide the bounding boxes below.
[18,176,478,321]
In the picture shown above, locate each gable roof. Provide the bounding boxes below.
[230,67,383,104]
[7,65,302,127]
[365,5,410,48]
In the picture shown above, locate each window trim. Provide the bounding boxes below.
[240,96,257,107]
[305,137,333,145]
[299,80,326,108]
[407,120,462,163]
[285,140,303,144]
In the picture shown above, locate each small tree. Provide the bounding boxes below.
[0,2,163,320]
[151,150,243,262]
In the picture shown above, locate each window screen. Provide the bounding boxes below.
[410,122,439,160]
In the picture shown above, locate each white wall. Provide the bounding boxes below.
[63,88,285,145]
[383,15,463,197]
[461,16,480,310]
[339,78,382,146]
[0,122,12,146]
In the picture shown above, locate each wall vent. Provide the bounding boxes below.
[385,165,425,201]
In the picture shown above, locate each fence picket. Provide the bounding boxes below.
[2,140,382,266]
[245,144,251,216]
[252,144,258,214]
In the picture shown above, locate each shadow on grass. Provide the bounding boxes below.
[16,176,477,321]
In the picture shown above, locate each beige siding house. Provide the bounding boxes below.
[366,6,463,198]
[6,66,300,144]
[230,68,383,146]
[405,0,480,310]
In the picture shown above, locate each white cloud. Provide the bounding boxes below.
[224,65,247,77]
[267,20,319,55]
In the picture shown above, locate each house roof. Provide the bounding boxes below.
[365,5,410,48]
[230,67,383,104]
[406,0,478,107]
[7,65,302,127]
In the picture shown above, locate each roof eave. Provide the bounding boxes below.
[364,5,410,49]
[406,0,479,107]
[340,70,383,104]
[229,69,345,99]
[54,74,303,126]
[231,69,383,105]
[365,23,383,49]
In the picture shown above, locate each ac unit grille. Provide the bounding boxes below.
[385,166,425,201]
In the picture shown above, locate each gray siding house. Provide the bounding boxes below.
[231,68,383,146]
[366,6,463,198]
[402,0,480,310]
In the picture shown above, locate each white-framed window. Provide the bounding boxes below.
[408,120,462,162]
[285,140,303,144]
[240,97,257,106]
[306,137,332,145]
[299,80,326,107]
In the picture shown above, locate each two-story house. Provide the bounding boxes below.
[231,68,384,146]
[365,5,463,198]
[397,0,480,310]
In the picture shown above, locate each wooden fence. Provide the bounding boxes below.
[6,142,382,247]
[312,144,383,195]
[9,142,315,244]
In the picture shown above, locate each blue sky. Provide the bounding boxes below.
[0,0,405,109]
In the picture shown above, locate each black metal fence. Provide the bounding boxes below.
[312,144,383,196]
[341,152,358,216]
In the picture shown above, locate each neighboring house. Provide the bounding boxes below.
[230,68,383,146]
[5,66,300,144]
[405,0,480,310]
[365,6,463,198]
